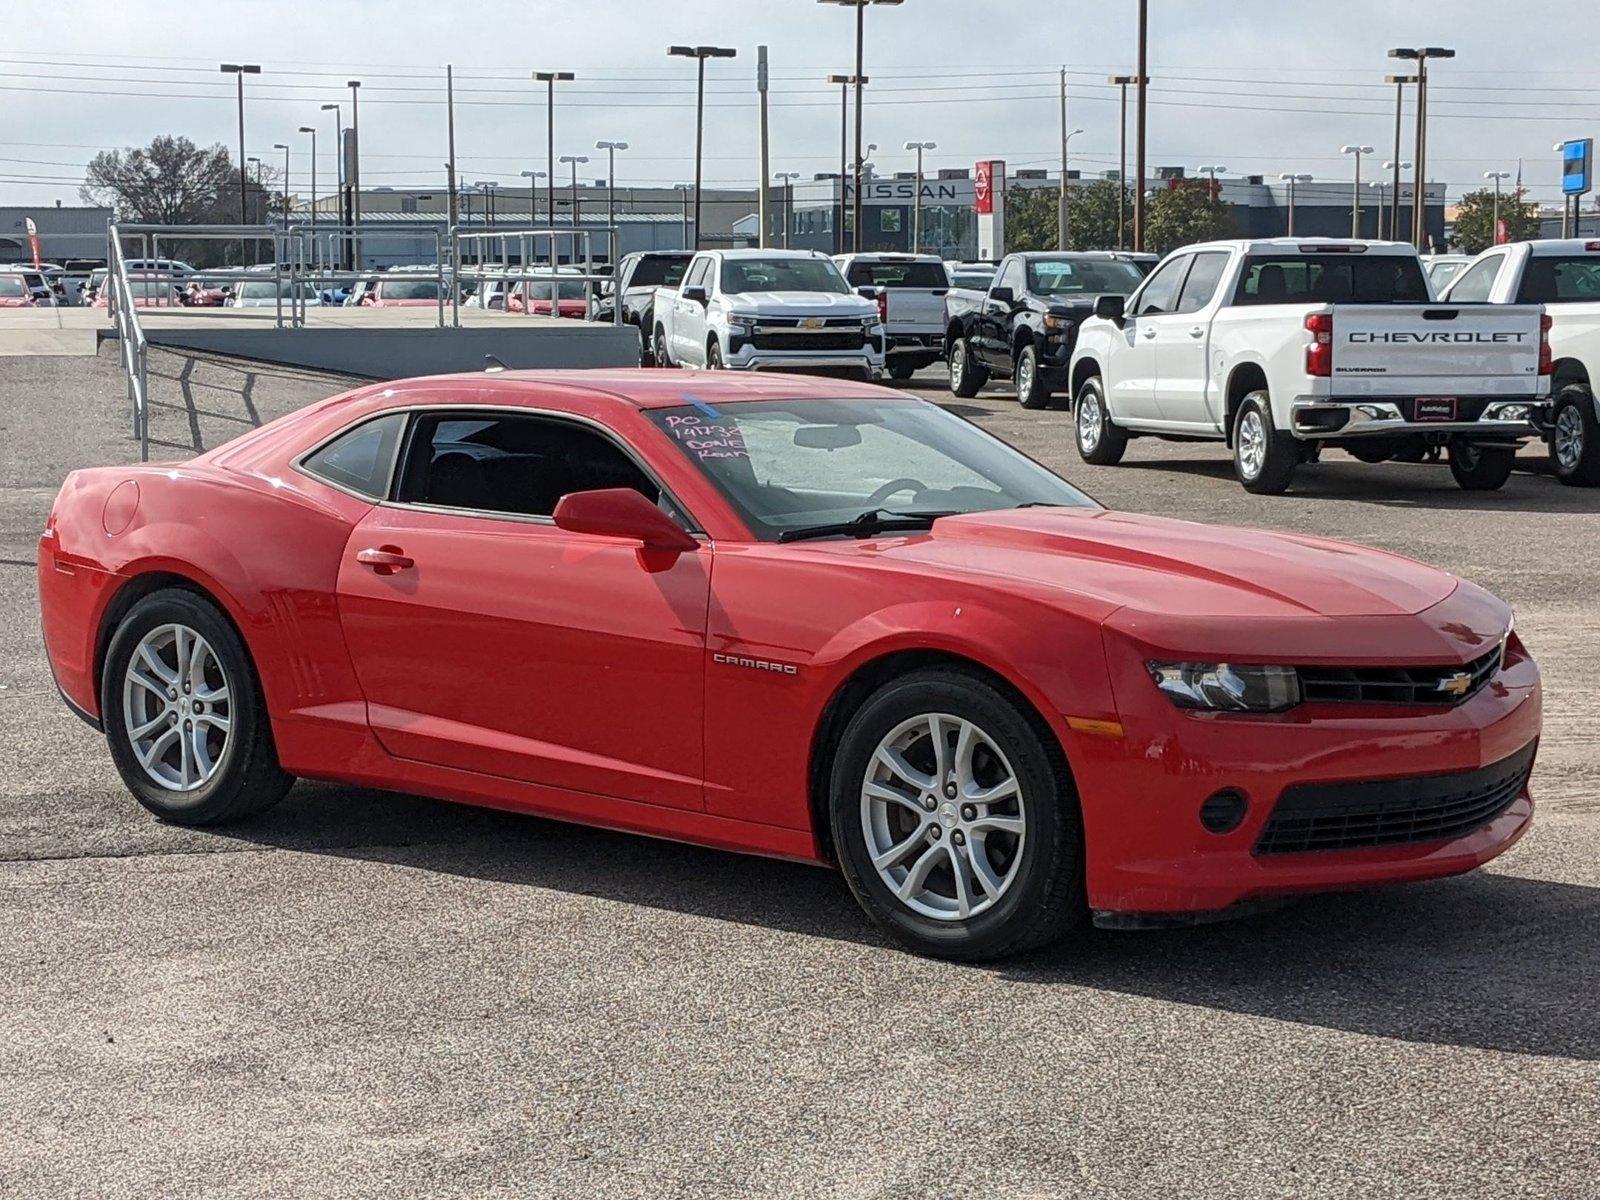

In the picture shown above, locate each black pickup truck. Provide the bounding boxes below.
[943,252,1146,407]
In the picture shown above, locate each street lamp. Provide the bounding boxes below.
[1484,170,1512,244]
[273,142,290,241]
[596,140,628,259]
[298,126,317,264]
[520,169,546,228]
[1389,47,1454,249]
[1340,145,1375,238]
[819,0,904,254]
[1132,0,1150,250]
[533,71,576,242]
[1108,74,1138,249]
[1059,129,1083,250]
[319,102,343,266]
[673,183,692,249]
[774,171,801,248]
[1384,73,1418,245]
[668,47,736,251]
[827,73,866,255]
[1278,173,1312,236]
[246,156,262,229]
[1196,164,1227,200]
[1380,161,1411,239]
[559,156,589,229]
[473,181,500,236]
[903,141,936,254]
[219,64,260,229]
[345,80,363,269]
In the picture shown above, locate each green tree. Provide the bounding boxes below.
[1065,179,1126,251]
[1004,179,1128,253]
[1004,185,1060,253]
[1144,180,1236,254]
[1450,187,1541,254]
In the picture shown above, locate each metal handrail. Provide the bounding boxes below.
[449,226,623,329]
[106,227,151,461]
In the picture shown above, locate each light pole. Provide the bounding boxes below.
[1380,161,1410,239]
[903,141,935,253]
[533,71,576,245]
[520,169,546,227]
[1278,173,1311,236]
[1341,145,1374,237]
[274,142,290,246]
[1197,164,1227,199]
[1390,47,1454,249]
[1057,129,1083,249]
[559,156,588,233]
[827,73,864,254]
[668,46,736,251]
[819,0,903,254]
[474,180,500,263]
[773,172,801,248]
[319,102,342,267]
[595,140,628,258]
[1108,74,1136,249]
[298,126,317,265]
[1133,0,1150,251]
[674,184,692,249]
[1384,73,1417,244]
[219,64,260,229]
[246,156,262,228]
[1484,170,1512,244]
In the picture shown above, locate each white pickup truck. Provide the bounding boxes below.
[1069,238,1551,493]
[1440,238,1600,486]
[651,248,885,378]
[833,253,949,379]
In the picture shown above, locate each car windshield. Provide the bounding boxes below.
[1514,256,1600,303]
[382,280,439,300]
[0,277,27,298]
[1234,253,1430,304]
[720,257,849,295]
[628,257,690,288]
[951,270,995,289]
[129,280,170,299]
[845,261,950,288]
[647,397,1096,541]
[237,281,316,299]
[1427,260,1467,290]
[1026,259,1146,296]
[525,280,588,301]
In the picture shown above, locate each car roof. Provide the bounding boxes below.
[1183,237,1419,256]
[712,248,832,261]
[1518,238,1600,256]
[352,370,898,413]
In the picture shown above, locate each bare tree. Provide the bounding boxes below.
[80,135,241,224]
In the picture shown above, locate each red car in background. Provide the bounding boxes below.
[507,276,589,318]
[358,277,443,307]
[91,277,182,310]
[0,273,46,307]
[36,372,1540,960]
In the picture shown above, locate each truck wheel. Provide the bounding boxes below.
[1233,392,1298,494]
[706,339,724,370]
[888,361,916,381]
[637,315,655,366]
[949,337,988,398]
[1074,376,1128,465]
[1015,345,1052,410]
[1448,442,1515,491]
[1550,386,1600,487]
[652,326,674,368]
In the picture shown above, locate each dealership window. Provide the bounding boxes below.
[300,413,406,498]
[880,208,903,233]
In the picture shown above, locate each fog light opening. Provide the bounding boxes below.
[1200,789,1249,834]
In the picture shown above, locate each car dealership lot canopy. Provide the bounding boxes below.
[1,349,1596,1198]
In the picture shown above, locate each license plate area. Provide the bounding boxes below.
[1414,397,1458,421]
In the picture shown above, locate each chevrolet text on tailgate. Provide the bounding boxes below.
[1069,238,1551,493]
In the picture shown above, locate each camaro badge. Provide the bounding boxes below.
[713,652,798,676]
[1437,672,1474,698]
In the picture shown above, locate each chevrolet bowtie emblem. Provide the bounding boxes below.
[801,317,823,329]
[1437,672,1474,698]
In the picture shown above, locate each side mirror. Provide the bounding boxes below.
[553,488,698,554]
[1094,294,1127,323]
[682,284,709,306]
[855,285,881,301]
[988,286,1015,306]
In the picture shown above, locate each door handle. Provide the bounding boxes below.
[1189,326,1205,338]
[356,546,414,574]
[1140,325,1157,339]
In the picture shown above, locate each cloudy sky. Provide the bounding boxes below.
[4,0,1597,210]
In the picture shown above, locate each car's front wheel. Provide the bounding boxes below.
[948,337,988,398]
[829,668,1085,961]
[101,588,293,826]
[1073,376,1128,465]
[1015,344,1052,410]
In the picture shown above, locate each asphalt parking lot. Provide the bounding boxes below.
[2,348,1597,1198]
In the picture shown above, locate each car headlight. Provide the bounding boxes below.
[1043,314,1070,331]
[1147,661,1301,712]
[725,316,756,334]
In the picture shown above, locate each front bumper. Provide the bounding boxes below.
[724,330,885,372]
[885,332,943,361]
[1072,614,1542,917]
[1288,396,1548,441]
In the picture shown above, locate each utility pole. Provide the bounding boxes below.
[1059,66,1069,251]
[1390,46,1454,250]
[903,141,935,254]
[1133,0,1149,251]
[758,46,771,248]
[1341,145,1374,237]
[1108,75,1135,250]
[1278,173,1311,236]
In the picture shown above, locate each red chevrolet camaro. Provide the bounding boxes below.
[38,371,1541,959]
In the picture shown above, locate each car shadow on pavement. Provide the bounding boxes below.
[224,779,1600,1062]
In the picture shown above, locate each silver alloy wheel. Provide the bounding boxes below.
[1077,387,1103,452]
[860,712,1027,921]
[122,622,232,792]
[1017,352,1034,400]
[1237,409,1267,479]
[1555,403,1585,471]
[950,340,966,388]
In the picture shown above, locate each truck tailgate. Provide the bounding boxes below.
[1330,303,1543,395]
[885,289,947,334]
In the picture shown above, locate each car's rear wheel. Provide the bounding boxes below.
[829,668,1085,961]
[948,337,987,398]
[1448,441,1515,491]
[888,361,916,381]
[1074,376,1128,465]
[1550,385,1600,487]
[102,588,292,826]
[652,325,674,368]
[1015,344,1052,410]
[1233,392,1297,494]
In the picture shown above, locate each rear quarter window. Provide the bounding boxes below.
[300,413,406,499]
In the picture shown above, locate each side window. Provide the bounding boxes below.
[300,413,406,499]
[1444,255,1503,303]
[996,259,1025,294]
[1173,252,1229,314]
[684,257,711,292]
[1134,254,1190,316]
[396,412,662,520]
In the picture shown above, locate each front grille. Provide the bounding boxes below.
[1298,643,1503,707]
[751,331,866,352]
[757,316,862,329]
[1254,742,1534,855]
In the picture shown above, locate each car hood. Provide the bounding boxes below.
[723,291,875,316]
[810,507,1496,658]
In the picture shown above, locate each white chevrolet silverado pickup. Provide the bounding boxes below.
[1070,238,1551,493]
[833,253,949,379]
[651,248,885,378]
[1440,237,1600,486]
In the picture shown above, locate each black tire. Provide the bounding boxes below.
[1448,441,1515,491]
[829,668,1086,961]
[1073,375,1128,465]
[652,325,674,368]
[948,336,988,398]
[1347,443,1394,464]
[888,361,916,381]
[636,314,655,366]
[706,338,724,370]
[1550,385,1600,487]
[1015,344,1052,410]
[101,587,292,826]
[1233,392,1298,494]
